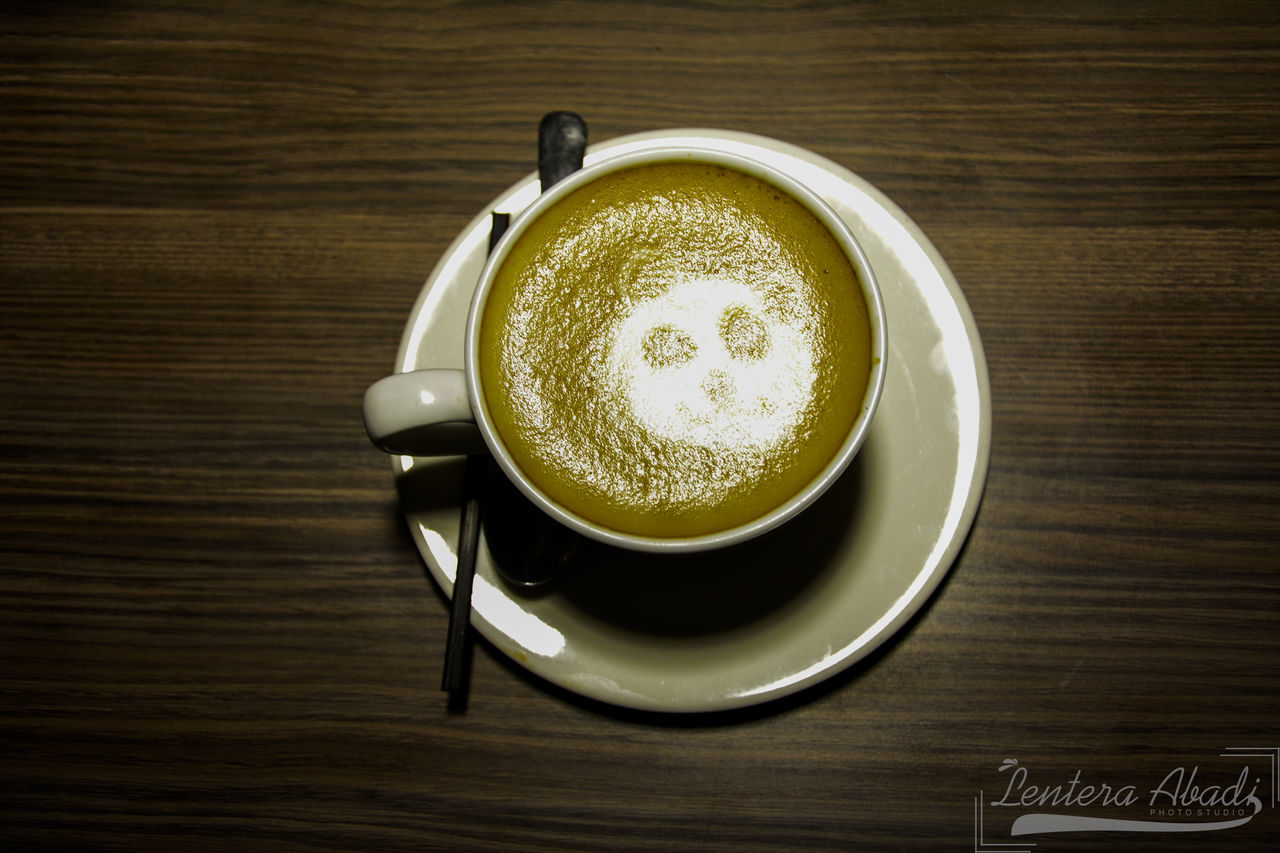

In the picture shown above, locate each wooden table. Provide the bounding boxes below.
[3,2,1278,850]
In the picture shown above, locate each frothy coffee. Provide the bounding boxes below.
[479,161,873,538]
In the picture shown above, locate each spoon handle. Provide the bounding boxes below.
[538,111,588,191]
[441,212,510,703]
[442,112,587,702]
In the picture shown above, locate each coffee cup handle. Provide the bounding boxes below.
[362,369,487,456]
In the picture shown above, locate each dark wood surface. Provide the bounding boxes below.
[3,2,1279,851]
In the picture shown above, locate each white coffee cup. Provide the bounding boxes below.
[364,147,887,553]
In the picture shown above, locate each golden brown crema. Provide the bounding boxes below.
[479,161,872,538]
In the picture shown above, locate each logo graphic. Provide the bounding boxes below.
[972,746,1278,851]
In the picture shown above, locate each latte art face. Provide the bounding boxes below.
[606,277,813,452]
[479,161,872,538]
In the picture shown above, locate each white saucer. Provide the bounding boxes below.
[390,129,991,713]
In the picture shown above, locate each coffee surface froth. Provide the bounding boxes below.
[479,161,872,538]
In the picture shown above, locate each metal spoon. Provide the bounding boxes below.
[439,113,588,702]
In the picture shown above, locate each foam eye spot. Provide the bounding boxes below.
[719,305,770,360]
[641,324,697,369]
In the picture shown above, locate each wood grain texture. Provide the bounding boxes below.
[3,2,1279,851]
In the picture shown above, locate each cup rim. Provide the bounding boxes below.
[463,146,888,553]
